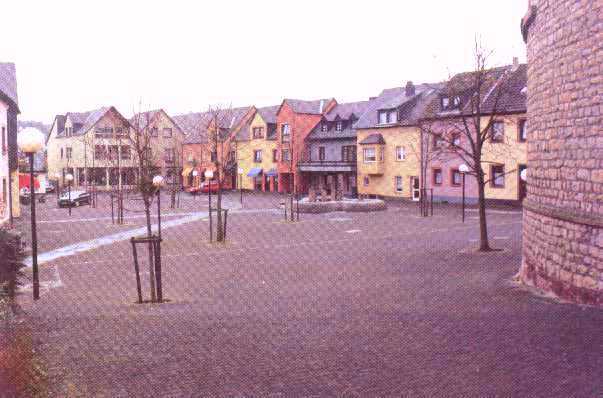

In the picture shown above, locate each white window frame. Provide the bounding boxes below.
[363,176,369,187]
[395,176,403,192]
[254,149,262,163]
[395,146,405,161]
[336,121,342,131]
[363,147,376,163]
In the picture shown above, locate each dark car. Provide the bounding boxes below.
[58,190,91,207]
[46,181,56,193]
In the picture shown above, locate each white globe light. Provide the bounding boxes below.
[54,172,61,180]
[17,127,45,153]
[204,169,214,179]
[152,175,164,187]
[192,170,198,177]
[520,169,528,181]
[237,167,244,175]
[459,164,469,173]
[65,173,74,182]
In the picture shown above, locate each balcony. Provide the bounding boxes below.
[297,160,356,173]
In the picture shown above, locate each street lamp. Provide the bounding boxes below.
[65,173,74,216]
[192,170,198,200]
[520,168,527,182]
[17,127,45,300]
[153,175,164,239]
[459,164,469,223]
[237,167,244,205]
[204,169,214,210]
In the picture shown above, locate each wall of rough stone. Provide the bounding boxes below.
[520,0,602,305]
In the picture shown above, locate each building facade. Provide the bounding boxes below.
[0,62,20,224]
[235,106,279,192]
[276,98,336,194]
[519,0,602,305]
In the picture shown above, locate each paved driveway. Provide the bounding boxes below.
[15,197,603,396]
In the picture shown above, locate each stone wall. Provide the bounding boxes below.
[520,0,602,305]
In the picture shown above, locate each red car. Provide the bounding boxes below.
[187,181,220,195]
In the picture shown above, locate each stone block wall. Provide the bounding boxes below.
[520,0,602,305]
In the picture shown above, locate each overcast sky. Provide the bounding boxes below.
[3,0,527,123]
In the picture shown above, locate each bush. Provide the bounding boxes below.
[0,228,24,301]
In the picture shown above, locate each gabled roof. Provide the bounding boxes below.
[129,109,185,135]
[175,106,254,145]
[56,106,130,137]
[422,63,526,119]
[0,62,19,112]
[307,100,372,141]
[257,105,279,124]
[355,83,442,129]
[324,100,370,122]
[359,133,385,145]
[281,98,336,115]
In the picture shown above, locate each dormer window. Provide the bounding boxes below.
[321,123,328,132]
[336,121,342,131]
[378,110,398,125]
[441,95,461,111]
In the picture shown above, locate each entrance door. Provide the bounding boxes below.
[411,177,420,201]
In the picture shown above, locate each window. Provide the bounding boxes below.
[491,165,505,187]
[342,145,356,162]
[210,151,217,162]
[281,124,290,142]
[120,146,131,160]
[282,149,290,161]
[150,127,158,137]
[66,147,72,159]
[164,148,175,164]
[1,126,6,153]
[518,119,527,142]
[395,176,403,192]
[378,111,388,125]
[115,127,127,137]
[336,121,342,131]
[441,95,461,110]
[228,150,236,162]
[490,121,505,142]
[451,133,461,147]
[363,176,369,186]
[272,149,278,162]
[395,146,405,161]
[451,168,462,186]
[60,148,64,159]
[321,123,328,132]
[253,149,262,163]
[363,147,376,162]
[433,134,445,150]
[2,178,6,205]
[433,168,443,185]
[252,127,264,139]
[163,128,172,138]
[94,145,105,160]
[95,127,113,138]
[318,146,325,161]
[388,111,397,123]
[108,145,119,160]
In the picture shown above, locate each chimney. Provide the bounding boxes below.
[405,81,415,96]
[318,99,325,113]
[512,56,519,71]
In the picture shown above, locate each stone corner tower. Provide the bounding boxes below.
[519,0,602,305]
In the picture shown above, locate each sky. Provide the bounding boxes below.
[2,0,528,123]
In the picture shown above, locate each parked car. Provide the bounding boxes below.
[187,181,219,195]
[58,190,91,207]
[46,180,56,193]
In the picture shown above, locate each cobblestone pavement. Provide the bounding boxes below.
[14,194,603,396]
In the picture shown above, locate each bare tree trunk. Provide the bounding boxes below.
[216,178,224,242]
[144,200,157,301]
[476,169,491,251]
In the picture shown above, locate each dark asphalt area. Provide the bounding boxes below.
[13,192,603,397]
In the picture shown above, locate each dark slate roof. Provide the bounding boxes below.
[57,107,111,137]
[235,120,253,141]
[266,123,277,140]
[173,112,212,144]
[422,64,526,118]
[257,105,279,124]
[355,83,443,129]
[324,100,370,121]
[359,133,385,145]
[0,63,18,110]
[284,98,335,114]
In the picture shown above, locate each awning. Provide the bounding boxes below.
[181,167,193,177]
[247,168,263,177]
[265,168,278,177]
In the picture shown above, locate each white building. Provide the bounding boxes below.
[0,62,20,225]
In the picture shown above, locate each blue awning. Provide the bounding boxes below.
[265,168,278,177]
[247,168,263,177]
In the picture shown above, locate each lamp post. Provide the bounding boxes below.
[65,173,74,216]
[204,169,214,209]
[237,167,244,205]
[17,127,45,300]
[192,170,198,200]
[459,164,469,223]
[153,175,164,239]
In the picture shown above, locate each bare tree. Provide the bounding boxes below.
[421,39,520,251]
[281,122,297,221]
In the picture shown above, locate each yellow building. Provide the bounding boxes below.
[356,126,421,200]
[235,106,279,191]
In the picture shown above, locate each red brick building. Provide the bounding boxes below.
[519,0,602,305]
[276,98,336,193]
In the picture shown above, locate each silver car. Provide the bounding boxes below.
[58,190,91,207]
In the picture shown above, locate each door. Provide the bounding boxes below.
[411,177,420,201]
